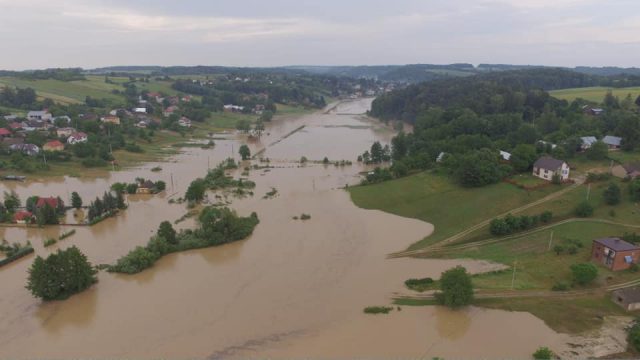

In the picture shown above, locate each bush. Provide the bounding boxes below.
[300,213,311,220]
[43,238,57,247]
[434,266,473,309]
[540,211,553,223]
[108,246,160,274]
[551,282,568,291]
[574,201,594,217]
[125,143,143,153]
[363,306,393,314]
[532,346,554,359]
[603,183,621,205]
[26,246,97,301]
[570,263,598,286]
[628,319,640,352]
[405,277,435,292]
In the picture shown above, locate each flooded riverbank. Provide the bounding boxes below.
[0,98,574,358]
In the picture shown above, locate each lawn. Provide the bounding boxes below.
[0,76,125,105]
[549,86,640,103]
[348,171,564,249]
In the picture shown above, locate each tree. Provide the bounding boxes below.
[185,178,206,202]
[510,144,538,172]
[260,110,274,122]
[370,141,384,163]
[451,149,511,188]
[603,183,621,205]
[26,196,39,213]
[155,181,166,192]
[116,191,126,209]
[629,179,640,202]
[434,266,474,309]
[603,91,620,109]
[71,191,83,209]
[570,263,598,285]
[239,145,251,160]
[126,183,138,194]
[532,347,554,360]
[26,246,97,301]
[157,221,177,245]
[586,141,608,160]
[390,160,408,177]
[628,318,640,352]
[3,190,20,212]
[490,218,509,236]
[636,95,640,108]
[574,201,594,217]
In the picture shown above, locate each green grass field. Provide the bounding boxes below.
[348,171,564,249]
[549,86,640,103]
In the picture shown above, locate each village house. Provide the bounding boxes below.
[56,127,76,138]
[136,180,156,194]
[602,135,622,150]
[3,114,17,121]
[167,96,180,105]
[612,287,640,311]
[181,95,192,102]
[134,107,147,114]
[178,116,192,128]
[436,152,447,163]
[13,211,33,224]
[0,128,11,137]
[582,105,605,116]
[537,140,557,149]
[163,105,179,117]
[27,110,52,122]
[532,156,570,181]
[591,237,640,271]
[3,137,24,147]
[223,104,245,112]
[9,143,40,156]
[101,115,121,125]
[36,196,62,209]
[67,132,88,145]
[8,122,23,131]
[580,136,598,151]
[499,150,511,162]
[23,119,50,132]
[43,140,65,152]
[623,162,640,178]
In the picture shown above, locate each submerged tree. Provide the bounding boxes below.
[435,266,474,309]
[239,145,251,160]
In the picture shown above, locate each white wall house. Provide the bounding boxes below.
[532,157,570,181]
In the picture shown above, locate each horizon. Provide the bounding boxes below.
[0,0,638,70]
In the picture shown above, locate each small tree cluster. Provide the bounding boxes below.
[574,201,594,217]
[570,263,598,286]
[434,266,474,309]
[603,182,621,205]
[489,211,552,236]
[87,191,123,222]
[358,141,391,164]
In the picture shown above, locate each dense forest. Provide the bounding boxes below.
[366,68,640,187]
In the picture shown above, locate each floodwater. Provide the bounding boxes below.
[0,98,566,358]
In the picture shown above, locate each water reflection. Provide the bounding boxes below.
[434,306,472,341]
[36,287,97,335]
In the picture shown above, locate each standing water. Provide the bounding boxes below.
[0,99,566,358]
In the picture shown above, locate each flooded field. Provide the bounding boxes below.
[0,99,566,358]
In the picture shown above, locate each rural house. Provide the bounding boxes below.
[163,106,179,117]
[580,136,598,150]
[612,287,640,311]
[591,237,640,271]
[136,180,156,194]
[0,128,11,137]
[178,116,192,127]
[36,196,62,209]
[532,157,570,181]
[9,143,40,156]
[101,115,121,125]
[56,127,76,138]
[43,140,65,152]
[623,162,640,178]
[13,211,33,224]
[27,110,52,122]
[499,150,511,161]
[67,132,88,144]
[602,135,622,150]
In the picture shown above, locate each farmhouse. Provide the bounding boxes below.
[178,116,192,127]
[623,162,640,178]
[532,157,569,181]
[602,135,622,150]
[223,104,245,112]
[67,132,88,144]
[13,211,33,224]
[134,107,147,114]
[56,127,76,138]
[43,140,65,152]
[163,106,179,117]
[591,237,640,271]
[8,122,23,131]
[27,110,52,122]
[136,180,155,194]
[612,287,640,311]
[9,143,40,156]
[580,136,598,150]
[0,128,11,137]
[101,115,121,125]
[499,150,511,161]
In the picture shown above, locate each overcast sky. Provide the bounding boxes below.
[0,0,638,70]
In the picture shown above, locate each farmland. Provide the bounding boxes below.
[549,86,640,103]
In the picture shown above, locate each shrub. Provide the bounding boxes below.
[405,277,435,292]
[574,201,594,217]
[300,213,311,220]
[532,346,554,359]
[553,245,565,255]
[570,263,598,286]
[603,183,621,205]
[43,238,57,247]
[551,282,568,291]
[363,306,393,314]
[434,266,473,309]
[540,211,553,223]
[628,319,640,352]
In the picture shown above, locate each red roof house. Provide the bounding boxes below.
[0,128,11,136]
[36,197,62,209]
[43,140,65,152]
[13,211,33,224]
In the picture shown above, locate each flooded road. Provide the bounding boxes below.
[0,99,564,358]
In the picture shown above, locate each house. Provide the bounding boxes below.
[623,162,640,178]
[101,115,121,125]
[135,120,148,129]
[181,95,192,102]
[582,105,605,116]
[612,287,640,311]
[163,105,179,117]
[537,140,557,150]
[27,110,52,122]
[67,132,88,145]
[532,156,570,181]
[603,135,622,150]
[178,116,192,128]
[223,104,245,112]
[436,152,446,163]
[43,140,65,152]
[53,115,71,124]
[3,137,24,146]
[0,128,11,137]
[134,107,147,114]
[591,237,640,271]
[13,211,33,224]
[136,180,156,194]
[80,113,98,121]
[167,96,180,105]
[8,122,23,131]
[499,150,511,161]
[9,143,40,156]
[580,136,598,151]
[23,120,48,132]
[3,114,17,121]
[56,127,76,138]
[36,196,62,209]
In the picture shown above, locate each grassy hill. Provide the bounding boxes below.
[0,75,125,105]
[550,86,640,103]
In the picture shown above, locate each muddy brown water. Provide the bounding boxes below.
[0,99,566,358]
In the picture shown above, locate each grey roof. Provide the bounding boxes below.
[499,150,511,161]
[581,136,598,146]
[613,287,640,303]
[603,135,622,146]
[533,156,565,171]
[624,162,640,174]
[594,237,639,252]
[27,110,48,116]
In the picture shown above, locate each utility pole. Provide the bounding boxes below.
[511,260,517,290]
[171,173,174,192]
[42,151,47,166]
[586,183,591,200]
[547,231,554,251]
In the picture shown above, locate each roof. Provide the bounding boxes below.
[44,140,64,148]
[36,197,59,209]
[603,135,622,146]
[0,128,11,136]
[624,162,640,174]
[70,132,87,138]
[594,237,640,252]
[13,211,32,221]
[533,156,565,171]
[581,136,598,146]
[8,122,23,130]
[613,287,640,303]
[27,110,49,116]
[499,150,511,161]
[139,180,155,189]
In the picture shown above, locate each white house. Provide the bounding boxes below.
[178,116,192,128]
[27,110,52,122]
[67,132,88,144]
[533,157,570,181]
[134,107,147,114]
[499,150,511,161]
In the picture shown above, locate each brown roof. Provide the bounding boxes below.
[533,156,566,171]
[594,237,640,252]
[623,162,640,174]
[613,287,640,303]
